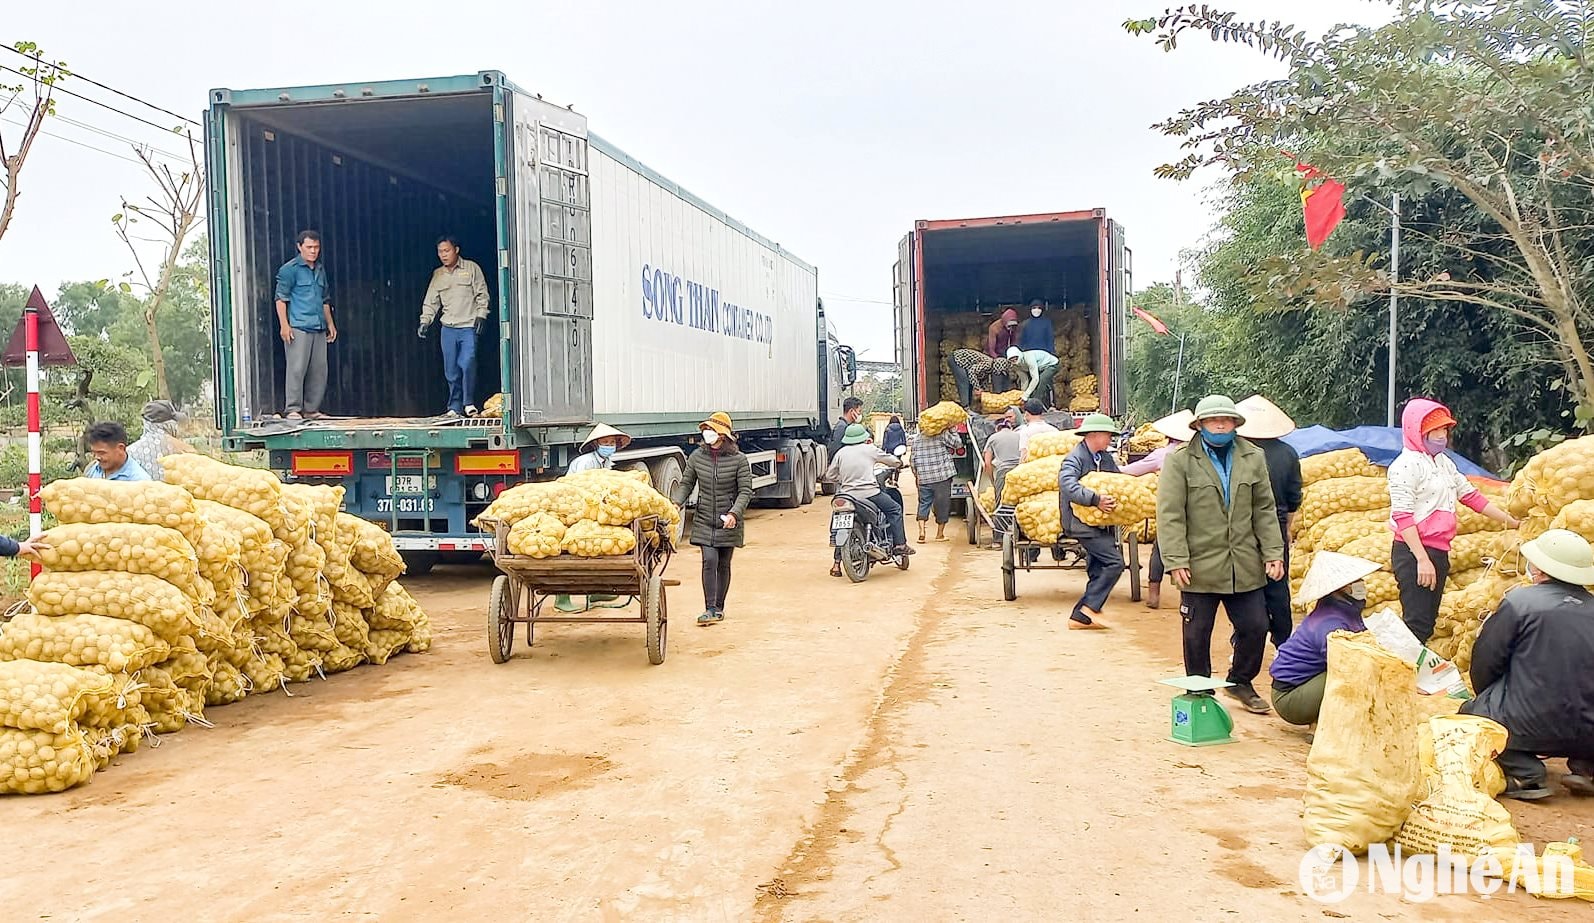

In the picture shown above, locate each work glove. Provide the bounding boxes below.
[417,323,429,339]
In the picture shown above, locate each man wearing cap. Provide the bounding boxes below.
[1122,410,1194,609]
[1237,395,1304,646]
[823,423,912,574]
[1057,413,1125,629]
[1269,551,1380,726]
[1156,394,1285,715]
[1459,528,1594,801]
[1006,346,1060,409]
[1016,300,1056,353]
[568,423,631,474]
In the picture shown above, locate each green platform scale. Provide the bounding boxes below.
[1158,676,1237,746]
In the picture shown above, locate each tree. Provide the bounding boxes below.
[112,133,205,402]
[0,41,68,245]
[1126,2,1594,413]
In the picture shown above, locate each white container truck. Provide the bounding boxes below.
[205,71,856,571]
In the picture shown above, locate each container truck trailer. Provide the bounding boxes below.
[205,71,856,572]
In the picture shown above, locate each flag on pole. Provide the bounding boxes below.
[1296,161,1347,250]
[1133,306,1170,335]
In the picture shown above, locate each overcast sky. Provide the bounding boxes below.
[2,0,1387,359]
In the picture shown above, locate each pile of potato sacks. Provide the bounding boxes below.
[0,457,427,794]
[928,307,1096,405]
[996,431,1157,544]
[478,468,680,560]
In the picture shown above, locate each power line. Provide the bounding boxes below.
[0,63,192,137]
[0,43,199,127]
[53,113,188,162]
[822,293,895,306]
[0,114,146,166]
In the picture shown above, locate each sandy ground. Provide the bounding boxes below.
[1,496,1590,921]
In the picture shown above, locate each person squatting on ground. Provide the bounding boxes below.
[1156,394,1283,715]
[1387,398,1518,643]
[1459,528,1594,801]
[673,413,754,627]
[910,424,963,543]
[1269,551,1380,726]
[1057,413,1125,630]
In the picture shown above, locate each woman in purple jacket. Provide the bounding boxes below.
[1269,551,1382,725]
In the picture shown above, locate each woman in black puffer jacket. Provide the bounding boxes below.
[672,412,754,626]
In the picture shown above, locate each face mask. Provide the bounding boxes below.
[1202,429,1236,448]
[1423,435,1448,455]
[1347,580,1368,601]
[702,430,721,446]
[596,444,617,459]
[1031,308,1043,318]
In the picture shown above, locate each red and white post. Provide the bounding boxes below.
[24,301,41,579]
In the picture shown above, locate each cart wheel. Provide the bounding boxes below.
[1001,532,1017,601]
[841,533,871,583]
[1126,530,1143,602]
[644,575,667,665]
[487,575,514,664]
[966,500,980,546]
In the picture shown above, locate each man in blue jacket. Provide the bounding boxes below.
[1057,413,1124,630]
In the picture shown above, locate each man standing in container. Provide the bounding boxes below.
[274,230,337,421]
[418,236,492,418]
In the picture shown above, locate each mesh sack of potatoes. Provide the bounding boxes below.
[0,613,170,675]
[204,655,250,707]
[288,615,339,654]
[1433,574,1524,671]
[1336,534,1395,570]
[977,391,1024,415]
[138,667,204,734]
[918,401,970,437]
[282,648,324,684]
[560,520,638,558]
[283,486,372,605]
[1125,423,1168,455]
[366,629,411,666]
[1071,472,1157,528]
[1015,491,1062,544]
[81,723,140,769]
[160,637,215,696]
[278,494,331,622]
[1296,476,1390,537]
[1001,456,1065,505]
[1549,498,1594,544]
[507,512,567,558]
[36,523,211,609]
[0,727,97,794]
[1300,449,1383,487]
[0,660,117,735]
[477,481,593,528]
[1310,514,1390,556]
[40,477,204,549]
[193,509,244,604]
[338,514,405,594]
[1022,431,1082,464]
[977,483,996,516]
[1068,394,1100,413]
[370,584,423,632]
[1505,435,1594,518]
[567,475,678,529]
[1446,567,1489,591]
[405,609,433,654]
[26,571,204,645]
[243,650,285,696]
[76,673,147,732]
[1454,503,1508,536]
[194,501,289,615]
[331,602,372,655]
[1449,531,1521,574]
[162,453,295,536]
[1070,375,1098,396]
[320,642,364,674]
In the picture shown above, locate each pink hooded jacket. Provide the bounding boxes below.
[987,309,1020,358]
[1387,398,1487,552]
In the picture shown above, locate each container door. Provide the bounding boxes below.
[504,91,594,427]
[1104,219,1129,415]
[892,232,921,418]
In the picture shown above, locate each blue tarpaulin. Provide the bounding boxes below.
[1279,425,1501,481]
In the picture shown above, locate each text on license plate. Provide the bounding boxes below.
[385,475,438,493]
[376,498,437,513]
[831,513,854,530]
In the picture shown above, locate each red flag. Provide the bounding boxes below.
[1133,306,1170,335]
[1296,162,1346,250]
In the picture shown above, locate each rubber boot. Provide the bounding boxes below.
[554,595,585,613]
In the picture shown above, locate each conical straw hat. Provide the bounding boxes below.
[580,423,632,452]
[1151,410,1194,443]
[1236,395,1297,440]
[1293,551,1383,608]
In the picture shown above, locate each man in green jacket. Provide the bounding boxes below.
[1155,394,1285,715]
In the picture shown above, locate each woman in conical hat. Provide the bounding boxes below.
[1268,551,1382,726]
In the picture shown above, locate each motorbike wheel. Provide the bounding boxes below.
[842,532,872,583]
[896,549,911,571]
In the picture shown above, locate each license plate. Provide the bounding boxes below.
[831,512,854,531]
[385,475,438,494]
[376,498,437,513]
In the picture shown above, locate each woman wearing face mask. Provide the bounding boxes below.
[567,423,631,473]
[1387,399,1519,643]
[673,412,754,627]
[1016,300,1056,353]
[1268,552,1382,727]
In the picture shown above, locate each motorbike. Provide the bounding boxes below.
[829,449,911,583]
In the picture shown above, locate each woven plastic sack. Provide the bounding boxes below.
[162,453,293,536]
[1022,431,1082,464]
[1303,632,1464,855]
[0,727,96,794]
[0,612,170,675]
[1301,448,1382,487]
[919,401,970,437]
[561,520,637,558]
[477,481,591,528]
[26,571,204,646]
[36,523,211,609]
[1001,456,1064,505]
[1015,491,1061,544]
[0,660,116,734]
[1072,472,1157,527]
[1394,715,1518,861]
[507,512,567,558]
[40,477,203,549]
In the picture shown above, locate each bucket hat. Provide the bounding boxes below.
[1292,551,1383,608]
[1076,413,1120,435]
[841,423,870,446]
[1190,394,1246,429]
[1521,529,1594,585]
[1236,395,1297,440]
[701,412,734,438]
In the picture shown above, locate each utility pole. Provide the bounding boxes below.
[1387,193,1400,427]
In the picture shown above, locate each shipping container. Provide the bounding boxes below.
[892,211,1130,419]
[205,71,855,568]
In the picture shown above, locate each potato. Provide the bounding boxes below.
[0,728,96,794]
[0,613,170,675]
[27,572,205,645]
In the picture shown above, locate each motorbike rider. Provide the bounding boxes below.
[824,423,913,575]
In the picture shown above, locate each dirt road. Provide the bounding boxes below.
[2,498,1590,920]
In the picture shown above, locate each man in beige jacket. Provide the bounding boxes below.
[418,235,491,418]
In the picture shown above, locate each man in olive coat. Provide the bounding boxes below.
[1156,394,1285,715]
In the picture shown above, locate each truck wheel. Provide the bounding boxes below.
[401,551,437,577]
[648,456,686,544]
[798,451,817,506]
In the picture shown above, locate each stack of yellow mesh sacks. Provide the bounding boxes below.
[1067,375,1100,413]
[997,431,1158,543]
[0,660,140,793]
[932,315,989,403]
[1052,306,1092,386]
[478,468,680,560]
[1288,448,1517,674]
